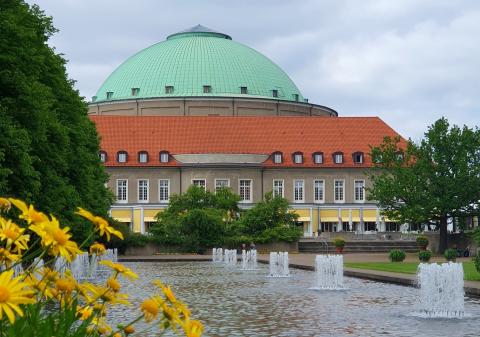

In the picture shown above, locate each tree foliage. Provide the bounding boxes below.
[0,1,112,243]
[368,118,480,252]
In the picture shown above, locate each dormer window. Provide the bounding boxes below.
[272,89,278,98]
[106,91,114,100]
[272,152,282,164]
[99,151,107,163]
[159,151,169,163]
[293,94,299,102]
[293,152,303,164]
[396,151,404,161]
[313,152,323,164]
[353,152,364,164]
[117,151,128,163]
[131,88,140,96]
[203,85,211,93]
[240,86,248,94]
[138,151,148,163]
[165,86,174,94]
[333,152,343,164]
[92,96,97,102]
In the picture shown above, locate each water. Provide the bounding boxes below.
[241,249,257,270]
[416,262,465,318]
[311,254,345,290]
[224,249,237,267]
[268,252,290,277]
[55,249,118,279]
[113,262,480,337]
[211,248,223,263]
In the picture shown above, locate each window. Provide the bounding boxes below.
[313,152,323,164]
[138,179,149,203]
[215,179,230,193]
[192,179,206,190]
[92,96,97,102]
[273,179,284,198]
[165,86,174,94]
[117,151,127,163]
[158,179,170,203]
[203,85,211,93]
[354,180,365,202]
[314,180,325,203]
[293,179,304,203]
[272,89,278,98]
[333,152,343,164]
[293,152,303,164]
[159,151,169,163]
[334,179,345,202]
[396,152,404,161]
[116,179,127,203]
[106,91,113,100]
[138,151,148,163]
[293,94,299,101]
[131,88,140,96]
[273,152,282,164]
[239,179,252,202]
[240,86,248,94]
[353,152,364,164]
[99,151,107,163]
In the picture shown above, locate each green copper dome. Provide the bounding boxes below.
[93,25,304,103]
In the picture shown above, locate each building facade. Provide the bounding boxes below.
[89,25,405,236]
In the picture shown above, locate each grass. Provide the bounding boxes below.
[344,261,480,282]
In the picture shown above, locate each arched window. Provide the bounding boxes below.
[159,151,170,163]
[138,151,149,163]
[292,152,303,164]
[117,151,128,163]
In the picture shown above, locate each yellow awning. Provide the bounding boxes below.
[111,209,131,218]
[320,209,339,223]
[341,209,350,221]
[297,216,311,222]
[320,217,340,222]
[290,209,310,217]
[363,209,377,222]
[144,217,157,222]
[114,217,131,223]
[144,209,161,218]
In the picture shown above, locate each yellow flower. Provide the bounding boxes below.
[183,319,204,337]
[55,277,76,294]
[77,306,93,320]
[106,277,121,293]
[100,261,138,280]
[154,280,177,303]
[0,198,11,212]
[0,270,35,323]
[124,325,135,334]
[9,198,47,224]
[0,248,20,266]
[30,215,81,262]
[0,217,30,253]
[140,296,163,322]
[84,283,129,306]
[76,208,124,241]
[89,242,106,256]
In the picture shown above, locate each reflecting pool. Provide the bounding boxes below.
[113,262,480,337]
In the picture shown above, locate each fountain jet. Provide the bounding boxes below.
[310,254,345,290]
[268,252,290,277]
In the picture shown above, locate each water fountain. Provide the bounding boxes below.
[212,248,223,263]
[224,249,237,267]
[310,254,345,290]
[55,248,118,280]
[241,249,257,270]
[416,262,464,318]
[268,252,290,277]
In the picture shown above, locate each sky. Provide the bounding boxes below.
[28,0,480,140]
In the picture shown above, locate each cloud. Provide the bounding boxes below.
[28,0,480,139]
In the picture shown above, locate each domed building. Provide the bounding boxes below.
[90,25,404,236]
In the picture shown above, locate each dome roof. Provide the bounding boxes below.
[93,25,305,103]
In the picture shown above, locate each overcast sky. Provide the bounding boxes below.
[28,0,480,140]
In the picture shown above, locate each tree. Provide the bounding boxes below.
[368,118,480,252]
[0,1,112,243]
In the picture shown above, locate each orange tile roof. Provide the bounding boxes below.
[90,116,405,168]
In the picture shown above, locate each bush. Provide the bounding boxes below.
[418,250,432,262]
[474,254,480,273]
[333,238,345,247]
[389,249,406,262]
[444,248,457,261]
[416,236,429,248]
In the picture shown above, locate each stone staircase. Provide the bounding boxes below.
[299,239,419,253]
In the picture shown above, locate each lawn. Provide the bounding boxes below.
[344,261,480,282]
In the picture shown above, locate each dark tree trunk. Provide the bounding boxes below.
[439,216,448,253]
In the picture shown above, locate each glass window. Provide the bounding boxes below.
[334,153,343,164]
[293,94,299,101]
[159,179,170,203]
[314,180,324,203]
[116,179,127,203]
[239,179,252,202]
[106,91,113,100]
[272,89,278,98]
[117,152,127,163]
[294,153,303,164]
[354,180,365,202]
[160,152,169,163]
[131,88,140,96]
[138,179,149,202]
[334,180,345,202]
[273,179,284,198]
[138,152,148,163]
[354,152,363,164]
[99,152,107,163]
[165,86,174,94]
[293,179,304,202]
[314,153,323,164]
[192,179,206,190]
[203,85,211,93]
[240,86,248,94]
[215,179,230,193]
[273,153,282,164]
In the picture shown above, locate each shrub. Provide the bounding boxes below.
[418,250,432,262]
[474,253,480,273]
[444,248,457,261]
[416,236,429,248]
[389,249,406,262]
[333,238,346,247]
